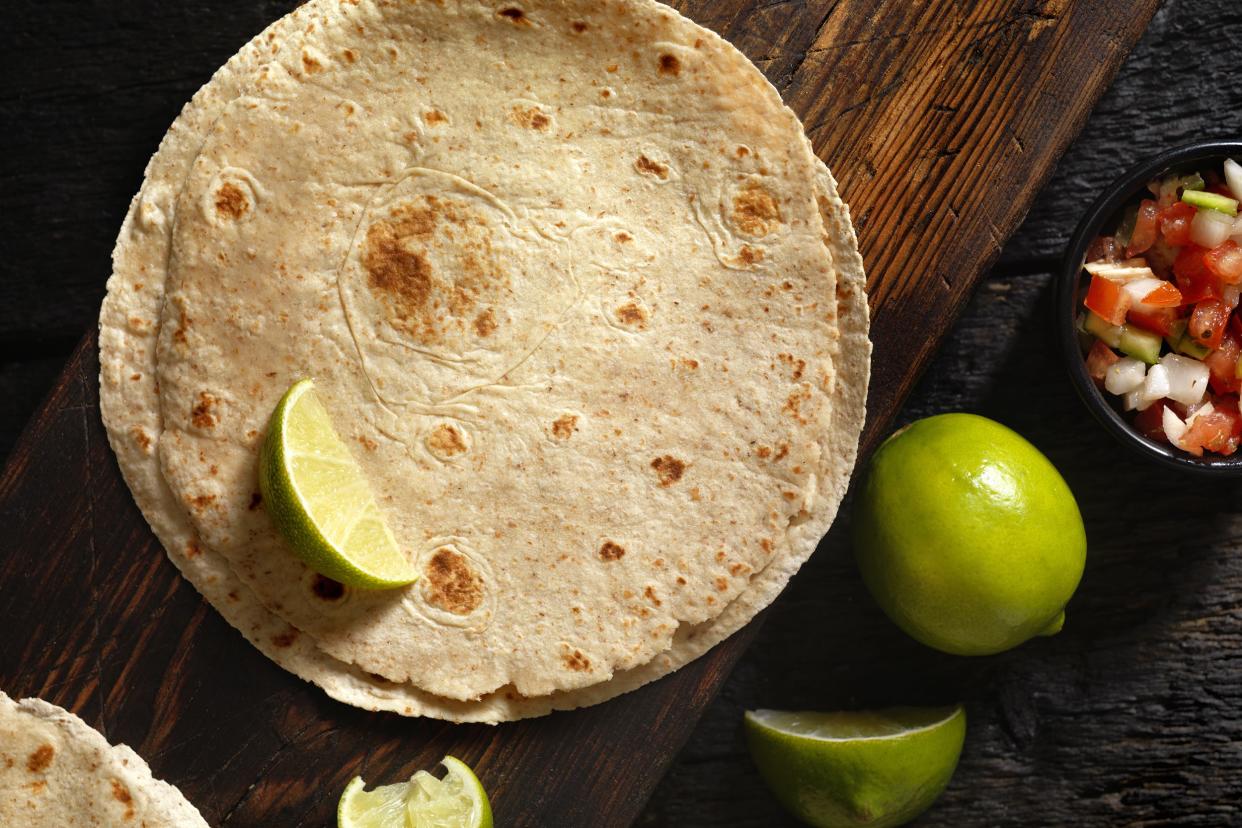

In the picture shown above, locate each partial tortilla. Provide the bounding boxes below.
[99,0,869,721]
[0,692,208,827]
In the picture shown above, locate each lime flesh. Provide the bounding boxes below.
[259,378,416,589]
[744,706,966,828]
[338,756,492,828]
[852,413,1086,656]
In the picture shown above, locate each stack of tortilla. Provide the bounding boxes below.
[0,692,208,826]
[98,0,870,723]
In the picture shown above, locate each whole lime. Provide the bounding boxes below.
[852,413,1086,656]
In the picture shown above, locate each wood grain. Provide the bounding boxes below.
[0,1,1162,825]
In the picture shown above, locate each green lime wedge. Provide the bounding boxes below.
[259,378,416,589]
[744,705,966,828]
[338,756,492,828]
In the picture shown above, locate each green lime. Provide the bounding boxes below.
[744,705,966,828]
[338,756,492,828]
[852,413,1086,656]
[259,378,416,589]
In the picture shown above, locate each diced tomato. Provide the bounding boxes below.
[1126,199,1161,257]
[1189,299,1230,350]
[1127,306,1180,336]
[1205,240,1242,286]
[1205,331,1242,395]
[1174,245,1218,303]
[1085,236,1121,264]
[1180,403,1242,456]
[1140,281,1182,307]
[1159,201,1196,247]
[1133,399,1169,444]
[1085,340,1119,386]
[1084,274,1131,325]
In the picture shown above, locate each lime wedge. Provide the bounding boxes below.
[337,756,492,828]
[744,705,965,828]
[259,378,416,589]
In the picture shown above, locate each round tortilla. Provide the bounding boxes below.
[99,0,869,720]
[0,692,208,827]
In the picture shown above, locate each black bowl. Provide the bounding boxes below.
[1057,139,1242,476]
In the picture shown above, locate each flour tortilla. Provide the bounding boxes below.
[99,0,869,720]
[0,692,208,827]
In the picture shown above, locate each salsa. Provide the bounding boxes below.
[1079,158,1242,457]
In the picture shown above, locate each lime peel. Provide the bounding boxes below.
[338,755,492,828]
[744,705,965,828]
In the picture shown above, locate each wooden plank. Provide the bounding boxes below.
[0,1,1159,824]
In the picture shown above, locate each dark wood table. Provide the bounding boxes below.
[2,1,1240,825]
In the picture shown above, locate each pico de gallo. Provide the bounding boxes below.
[1079,157,1242,457]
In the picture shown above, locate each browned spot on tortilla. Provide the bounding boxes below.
[651,455,685,486]
[760,538,774,554]
[511,106,550,130]
[634,155,669,179]
[774,443,790,461]
[614,231,632,243]
[562,649,591,671]
[341,48,357,63]
[784,385,812,423]
[129,426,151,452]
[551,414,578,440]
[422,548,484,615]
[190,392,218,429]
[732,182,781,237]
[615,302,648,329]
[25,780,46,793]
[272,630,298,648]
[110,778,135,818]
[188,494,217,512]
[301,52,322,73]
[778,352,806,380]
[214,182,249,219]
[424,109,447,125]
[729,562,750,577]
[185,541,202,559]
[426,423,467,457]
[26,745,54,773]
[498,6,530,24]
[756,445,772,459]
[782,491,799,502]
[474,307,498,337]
[658,53,681,75]
[715,576,729,592]
[689,487,701,501]
[599,540,625,561]
[737,244,764,265]
[357,435,379,451]
[571,20,588,32]
[312,575,345,601]
[248,492,263,511]
[644,585,662,607]
[363,198,510,344]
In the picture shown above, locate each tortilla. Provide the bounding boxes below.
[99,0,869,720]
[0,692,208,827]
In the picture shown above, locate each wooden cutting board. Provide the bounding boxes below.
[0,1,1159,824]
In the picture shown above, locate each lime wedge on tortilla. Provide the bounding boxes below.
[338,756,492,828]
[744,705,965,828]
[259,378,416,589]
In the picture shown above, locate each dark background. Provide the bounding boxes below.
[2,1,1240,825]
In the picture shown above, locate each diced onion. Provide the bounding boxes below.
[1187,400,1216,426]
[1225,284,1242,310]
[1163,406,1188,444]
[1140,362,1170,402]
[1105,357,1147,394]
[1160,353,1210,406]
[1123,389,1155,411]
[1191,208,1234,248]
[1226,158,1242,202]
[1083,264,1154,282]
[1232,214,1242,244]
[1121,277,1167,305]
